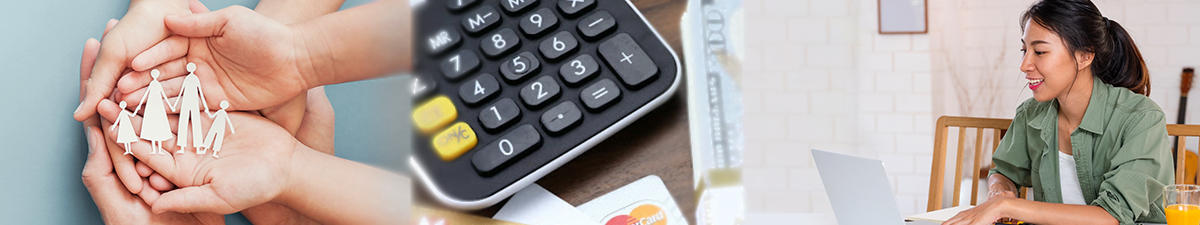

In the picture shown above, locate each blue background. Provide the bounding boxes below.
[0,0,413,223]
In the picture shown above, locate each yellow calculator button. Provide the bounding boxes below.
[414,96,457,134]
[432,122,477,161]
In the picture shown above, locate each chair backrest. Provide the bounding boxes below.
[927,116,1011,212]
[926,119,1200,212]
[1169,124,1200,184]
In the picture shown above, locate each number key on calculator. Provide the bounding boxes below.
[410,0,680,209]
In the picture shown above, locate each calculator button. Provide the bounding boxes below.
[559,54,599,85]
[541,101,582,134]
[538,31,578,61]
[557,0,595,17]
[432,122,478,161]
[500,51,541,82]
[520,76,561,107]
[459,73,501,105]
[426,28,461,55]
[441,50,480,80]
[520,8,559,37]
[499,0,538,14]
[462,6,501,35]
[598,33,658,87]
[481,28,520,58]
[447,0,479,11]
[410,75,437,99]
[577,10,616,39]
[580,78,620,110]
[479,98,521,132]
[471,124,542,174]
[413,96,457,134]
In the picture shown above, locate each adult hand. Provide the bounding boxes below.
[83,125,226,225]
[97,98,298,215]
[120,5,314,114]
[942,197,1016,225]
[81,25,221,224]
[82,17,152,198]
[74,0,191,122]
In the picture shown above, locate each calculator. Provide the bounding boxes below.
[409,0,680,209]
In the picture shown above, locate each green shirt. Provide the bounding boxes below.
[989,79,1173,225]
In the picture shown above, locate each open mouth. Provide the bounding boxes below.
[1028,78,1043,90]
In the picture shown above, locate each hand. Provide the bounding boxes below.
[74,0,191,121]
[98,98,299,214]
[117,2,336,222]
[81,29,221,224]
[81,17,154,198]
[942,197,1017,225]
[120,5,313,114]
[83,126,225,225]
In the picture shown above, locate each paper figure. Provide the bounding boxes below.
[134,69,177,155]
[109,101,137,155]
[201,100,234,158]
[173,63,209,154]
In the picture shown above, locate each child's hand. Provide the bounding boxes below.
[74,0,191,122]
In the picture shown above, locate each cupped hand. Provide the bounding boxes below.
[80,20,221,223]
[97,98,299,214]
[74,0,191,122]
[121,5,314,114]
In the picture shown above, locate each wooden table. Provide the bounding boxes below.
[414,0,695,224]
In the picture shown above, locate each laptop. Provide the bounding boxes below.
[811,149,939,225]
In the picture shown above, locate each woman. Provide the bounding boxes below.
[944,0,1172,225]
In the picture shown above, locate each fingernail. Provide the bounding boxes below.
[74,103,84,115]
[85,127,95,155]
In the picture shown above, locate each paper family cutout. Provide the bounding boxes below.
[110,63,234,158]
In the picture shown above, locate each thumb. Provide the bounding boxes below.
[152,184,239,214]
[81,126,112,180]
[164,5,252,38]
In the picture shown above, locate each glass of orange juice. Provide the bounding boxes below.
[1165,184,1200,225]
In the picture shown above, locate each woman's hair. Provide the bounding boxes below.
[1021,0,1150,96]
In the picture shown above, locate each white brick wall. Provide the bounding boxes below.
[744,0,934,218]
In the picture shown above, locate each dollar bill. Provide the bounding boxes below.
[682,0,744,224]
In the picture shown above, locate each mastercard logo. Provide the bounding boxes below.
[605,204,668,225]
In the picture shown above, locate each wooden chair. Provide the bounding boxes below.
[927,116,1012,212]
[925,118,1200,212]
[1169,124,1200,185]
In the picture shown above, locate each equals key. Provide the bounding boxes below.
[580,78,620,111]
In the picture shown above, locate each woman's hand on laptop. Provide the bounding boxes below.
[942,196,1017,225]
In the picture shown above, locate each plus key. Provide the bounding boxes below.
[598,33,658,87]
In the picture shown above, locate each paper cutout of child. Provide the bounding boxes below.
[109,101,137,155]
[201,100,235,158]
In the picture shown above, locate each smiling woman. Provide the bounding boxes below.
[941,0,1171,225]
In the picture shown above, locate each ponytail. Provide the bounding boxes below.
[1021,0,1151,96]
[1095,18,1150,96]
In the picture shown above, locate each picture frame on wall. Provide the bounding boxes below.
[878,0,928,34]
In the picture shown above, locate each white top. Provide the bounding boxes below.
[1058,151,1087,205]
